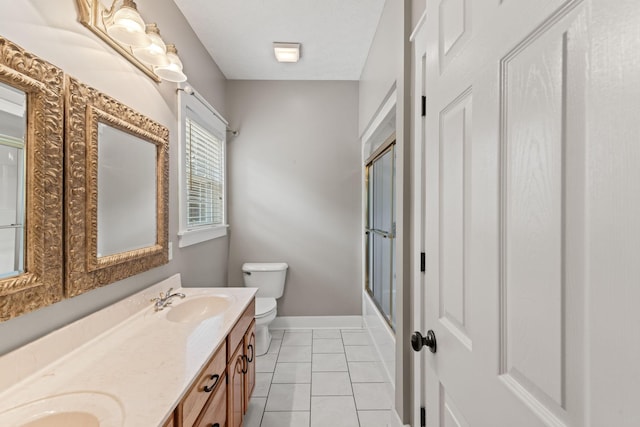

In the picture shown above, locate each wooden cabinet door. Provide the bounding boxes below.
[243,320,256,412]
[162,412,175,427]
[227,341,245,427]
[194,381,227,427]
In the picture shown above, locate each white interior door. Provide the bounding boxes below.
[416,0,640,425]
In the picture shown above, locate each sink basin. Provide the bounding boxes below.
[0,392,123,427]
[165,295,234,323]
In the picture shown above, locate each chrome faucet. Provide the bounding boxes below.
[151,288,186,311]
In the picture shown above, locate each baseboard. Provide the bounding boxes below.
[270,315,363,330]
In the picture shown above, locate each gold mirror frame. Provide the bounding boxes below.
[0,37,64,321]
[65,76,168,297]
[75,0,161,82]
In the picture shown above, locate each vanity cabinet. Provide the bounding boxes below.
[169,298,256,427]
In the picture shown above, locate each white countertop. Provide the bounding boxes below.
[0,274,257,426]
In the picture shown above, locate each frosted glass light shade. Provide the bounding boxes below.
[106,1,150,47]
[154,44,187,82]
[273,42,300,63]
[133,24,169,66]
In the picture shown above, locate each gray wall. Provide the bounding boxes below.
[358,0,403,136]
[0,0,228,355]
[226,81,361,317]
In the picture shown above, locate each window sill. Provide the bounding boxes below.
[178,225,228,248]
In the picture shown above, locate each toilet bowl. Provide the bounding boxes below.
[254,297,277,355]
[242,262,288,356]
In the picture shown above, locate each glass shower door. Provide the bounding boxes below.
[366,143,395,329]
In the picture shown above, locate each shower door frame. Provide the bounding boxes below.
[364,135,396,330]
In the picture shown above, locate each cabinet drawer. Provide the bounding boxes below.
[194,380,227,427]
[181,343,227,427]
[227,299,255,362]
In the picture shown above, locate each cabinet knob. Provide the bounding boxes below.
[203,373,220,393]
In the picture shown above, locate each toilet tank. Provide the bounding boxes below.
[242,262,288,298]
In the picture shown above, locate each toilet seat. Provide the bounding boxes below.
[255,297,277,318]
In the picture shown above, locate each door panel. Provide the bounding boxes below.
[497,3,588,423]
[440,384,470,427]
[499,11,572,411]
[439,0,471,72]
[439,88,473,351]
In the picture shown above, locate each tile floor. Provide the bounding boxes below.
[244,328,392,427]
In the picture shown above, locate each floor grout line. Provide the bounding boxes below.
[253,328,381,427]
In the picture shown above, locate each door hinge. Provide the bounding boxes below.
[421,406,426,427]
[420,252,426,272]
[421,96,426,117]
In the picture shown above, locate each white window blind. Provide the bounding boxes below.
[185,117,223,228]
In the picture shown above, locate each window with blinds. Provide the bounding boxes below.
[178,85,227,248]
[185,117,224,228]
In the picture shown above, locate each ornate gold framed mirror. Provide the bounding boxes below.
[65,76,168,297]
[0,37,64,321]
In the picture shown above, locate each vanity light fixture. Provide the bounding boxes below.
[273,42,301,63]
[154,44,187,83]
[77,0,188,83]
[133,24,170,66]
[105,0,150,48]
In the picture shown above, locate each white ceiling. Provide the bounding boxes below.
[172,0,386,81]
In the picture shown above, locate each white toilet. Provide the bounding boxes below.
[242,262,288,356]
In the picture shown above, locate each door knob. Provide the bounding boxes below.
[411,330,437,353]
